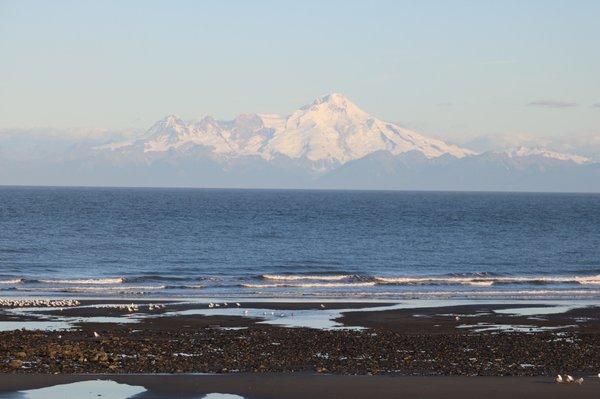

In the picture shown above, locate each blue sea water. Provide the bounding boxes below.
[1,187,600,299]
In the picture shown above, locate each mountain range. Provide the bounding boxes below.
[1,93,599,192]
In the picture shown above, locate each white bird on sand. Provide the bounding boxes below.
[555,375,563,384]
[575,378,584,385]
[236,303,241,307]
[208,303,214,308]
[93,332,100,338]
[566,375,574,383]
[320,304,325,309]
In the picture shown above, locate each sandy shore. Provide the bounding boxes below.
[1,373,599,398]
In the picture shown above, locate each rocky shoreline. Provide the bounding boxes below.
[2,301,600,376]
[2,326,600,376]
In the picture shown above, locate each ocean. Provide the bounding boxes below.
[1,186,599,300]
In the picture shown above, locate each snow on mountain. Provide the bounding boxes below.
[261,93,473,164]
[105,93,474,171]
[501,147,591,164]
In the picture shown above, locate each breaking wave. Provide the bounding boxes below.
[261,274,354,281]
[243,282,377,289]
[374,274,600,286]
[37,278,124,285]
[0,279,23,284]
[13,285,166,293]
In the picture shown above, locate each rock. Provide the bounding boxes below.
[9,359,23,369]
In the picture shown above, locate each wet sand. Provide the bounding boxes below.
[337,303,600,333]
[1,373,599,398]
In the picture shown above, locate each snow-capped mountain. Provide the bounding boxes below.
[500,147,590,164]
[103,93,474,172]
[1,94,599,191]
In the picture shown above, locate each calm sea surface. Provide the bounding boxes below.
[1,187,600,299]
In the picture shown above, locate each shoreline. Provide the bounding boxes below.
[1,373,600,398]
[1,300,600,377]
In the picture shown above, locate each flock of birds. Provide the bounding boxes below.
[109,303,166,312]
[0,299,80,307]
[207,302,327,309]
[555,373,600,385]
[207,302,241,308]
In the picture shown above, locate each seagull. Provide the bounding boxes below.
[320,304,325,309]
[575,378,584,385]
[555,375,563,384]
[208,303,214,308]
[454,316,461,321]
[93,332,100,338]
[566,375,574,383]
[224,302,228,306]
[236,303,241,307]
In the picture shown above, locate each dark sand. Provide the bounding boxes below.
[1,302,600,376]
[1,373,599,398]
[337,303,600,333]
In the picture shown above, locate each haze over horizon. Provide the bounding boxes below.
[1,0,599,146]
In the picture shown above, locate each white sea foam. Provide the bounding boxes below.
[243,282,376,288]
[301,289,600,299]
[37,277,124,285]
[0,279,23,284]
[262,274,352,281]
[15,285,165,293]
[374,274,600,286]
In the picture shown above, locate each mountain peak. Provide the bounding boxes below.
[302,92,360,111]
[502,146,590,164]
[312,92,351,105]
[147,115,186,135]
[297,92,369,124]
[120,94,475,166]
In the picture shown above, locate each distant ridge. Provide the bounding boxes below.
[101,93,474,173]
[0,93,599,191]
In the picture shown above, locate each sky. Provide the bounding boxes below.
[1,0,599,143]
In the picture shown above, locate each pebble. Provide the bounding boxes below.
[1,328,600,376]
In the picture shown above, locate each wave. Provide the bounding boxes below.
[37,278,124,285]
[0,279,23,284]
[124,275,189,283]
[301,289,600,299]
[261,274,353,281]
[374,274,600,286]
[165,284,204,289]
[242,282,377,288]
[14,285,165,293]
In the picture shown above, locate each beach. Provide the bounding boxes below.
[2,300,600,397]
[3,300,600,375]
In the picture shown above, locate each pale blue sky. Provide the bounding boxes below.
[1,0,599,141]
